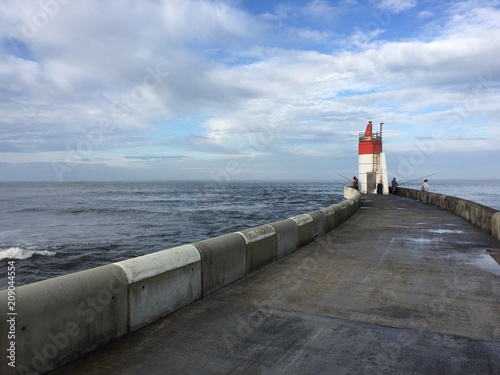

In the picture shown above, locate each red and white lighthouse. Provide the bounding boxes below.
[358,121,388,194]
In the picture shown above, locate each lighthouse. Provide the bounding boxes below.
[358,121,389,194]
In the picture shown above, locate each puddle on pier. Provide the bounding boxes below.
[428,229,464,234]
[469,251,500,276]
[486,249,500,266]
[407,238,434,243]
[405,228,464,243]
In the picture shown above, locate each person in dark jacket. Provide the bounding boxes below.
[391,177,398,194]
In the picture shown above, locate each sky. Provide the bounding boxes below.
[1,0,499,182]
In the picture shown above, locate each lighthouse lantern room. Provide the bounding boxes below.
[358,121,389,194]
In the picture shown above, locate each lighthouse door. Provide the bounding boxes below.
[367,172,377,193]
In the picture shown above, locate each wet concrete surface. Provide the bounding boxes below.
[51,194,500,375]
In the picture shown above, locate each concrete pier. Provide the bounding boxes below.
[51,194,500,375]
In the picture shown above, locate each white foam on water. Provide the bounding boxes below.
[0,247,56,260]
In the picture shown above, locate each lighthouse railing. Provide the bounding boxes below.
[359,132,382,142]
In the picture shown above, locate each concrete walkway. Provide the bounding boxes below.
[51,194,500,375]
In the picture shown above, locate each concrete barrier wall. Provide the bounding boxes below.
[493,212,500,240]
[270,218,299,259]
[338,200,353,223]
[193,233,247,297]
[396,187,500,239]
[320,204,341,232]
[115,245,202,332]
[0,264,128,375]
[238,224,277,274]
[0,186,362,374]
[343,185,359,200]
[291,214,314,248]
[307,210,327,239]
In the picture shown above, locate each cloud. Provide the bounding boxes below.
[418,10,434,19]
[123,155,191,161]
[304,0,339,20]
[376,0,418,14]
[0,0,499,181]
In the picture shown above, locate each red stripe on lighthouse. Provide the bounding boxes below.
[358,122,382,155]
[364,122,373,138]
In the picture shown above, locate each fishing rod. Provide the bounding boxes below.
[398,172,440,186]
[324,167,353,183]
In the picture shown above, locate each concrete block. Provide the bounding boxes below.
[343,186,361,210]
[428,193,440,206]
[456,198,469,220]
[343,186,359,199]
[347,199,356,216]
[436,193,447,209]
[270,219,298,259]
[492,212,500,241]
[333,204,343,228]
[333,204,344,227]
[194,233,247,296]
[397,188,410,199]
[307,209,326,239]
[320,205,337,232]
[115,245,201,332]
[426,192,434,205]
[338,201,352,223]
[469,202,496,234]
[351,195,361,210]
[402,188,412,199]
[468,202,481,228]
[0,264,128,374]
[444,195,457,213]
[291,213,314,248]
[238,224,277,274]
[405,188,415,200]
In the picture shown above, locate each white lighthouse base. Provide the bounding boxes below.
[358,152,389,194]
[380,152,389,194]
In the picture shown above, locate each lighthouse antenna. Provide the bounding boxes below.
[380,122,384,138]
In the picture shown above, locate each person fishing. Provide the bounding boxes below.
[351,176,359,190]
[421,179,429,192]
[420,179,429,203]
[391,177,398,194]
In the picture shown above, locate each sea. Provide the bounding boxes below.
[1,179,499,289]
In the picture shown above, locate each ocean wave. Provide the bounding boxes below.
[0,247,56,260]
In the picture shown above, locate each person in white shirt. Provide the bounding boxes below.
[420,179,429,203]
[421,179,429,192]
